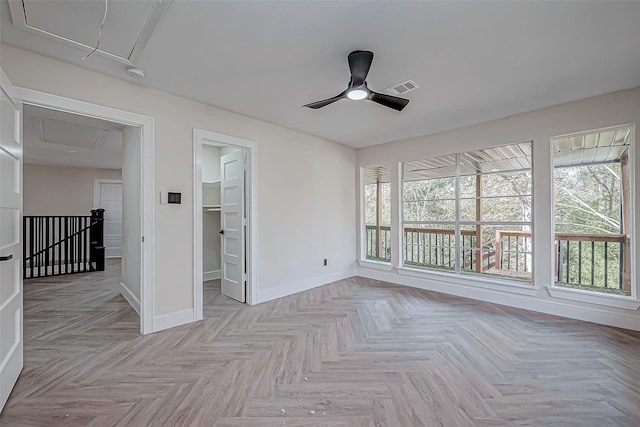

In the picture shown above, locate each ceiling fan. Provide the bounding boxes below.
[304,50,410,112]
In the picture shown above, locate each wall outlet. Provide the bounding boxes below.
[323,258,327,266]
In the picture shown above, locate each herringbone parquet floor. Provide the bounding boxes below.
[2,259,640,426]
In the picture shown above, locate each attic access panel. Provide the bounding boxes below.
[38,118,107,150]
[8,0,171,64]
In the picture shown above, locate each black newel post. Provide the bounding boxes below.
[90,209,106,271]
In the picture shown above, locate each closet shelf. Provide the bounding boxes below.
[203,180,221,188]
[203,205,221,211]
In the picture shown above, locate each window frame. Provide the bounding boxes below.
[360,165,393,268]
[549,123,637,301]
[400,142,535,284]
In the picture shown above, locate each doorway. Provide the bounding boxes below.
[193,129,258,320]
[16,87,155,334]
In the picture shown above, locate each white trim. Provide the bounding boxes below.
[358,166,365,261]
[93,179,123,209]
[358,267,640,331]
[550,123,637,301]
[120,282,140,315]
[547,286,640,310]
[396,266,539,296]
[193,128,259,322]
[0,68,20,101]
[358,260,393,271]
[153,309,194,333]
[203,270,221,281]
[16,87,155,335]
[257,268,357,304]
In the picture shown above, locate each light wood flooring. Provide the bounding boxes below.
[2,260,640,426]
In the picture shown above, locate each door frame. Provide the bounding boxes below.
[193,128,258,319]
[16,87,155,334]
[94,179,124,258]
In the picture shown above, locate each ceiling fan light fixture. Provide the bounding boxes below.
[303,50,409,111]
[346,89,368,100]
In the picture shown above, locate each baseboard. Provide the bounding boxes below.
[203,270,221,281]
[153,308,195,333]
[357,267,640,331]
[119,282,140,316]
[257,268,357,304]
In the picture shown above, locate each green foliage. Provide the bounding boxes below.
[364,183,391,226]
[554,164,621,234]
[362,160,629,293]
[554,163,627,294]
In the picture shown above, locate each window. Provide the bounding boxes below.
[403,154,457,270]
[552,125,633,296]
[402,142,533,282]
[363,165,391,263]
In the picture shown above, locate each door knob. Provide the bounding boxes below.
[0,254,13,262]
[219,230,224,235]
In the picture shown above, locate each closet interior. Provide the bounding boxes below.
[201,144,240,281]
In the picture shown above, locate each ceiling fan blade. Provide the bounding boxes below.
[369,91,409,111]
[348,50,374,86]
[303,93,345,109]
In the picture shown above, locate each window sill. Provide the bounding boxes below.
[396,266,539,296]
[547,286,640,310]
[358,260,393,271]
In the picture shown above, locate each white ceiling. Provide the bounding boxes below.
[23,104,124,169]
[20,0,157,59]
[3,1,640,149]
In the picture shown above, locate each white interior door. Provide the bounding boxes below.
[96,181,123,258]
[0,69,23,411]
[220,150,245,302]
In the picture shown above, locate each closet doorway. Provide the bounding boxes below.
[193,129,258,320]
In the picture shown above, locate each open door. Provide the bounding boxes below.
[0,69,23,411]
[220,150,245,302]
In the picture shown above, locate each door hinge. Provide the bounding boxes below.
[142,236,145,243]
[243,218,247,226]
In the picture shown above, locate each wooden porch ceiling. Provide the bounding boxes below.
[365,124,631,185]
[553,125,631,167]
[403,142,532,181]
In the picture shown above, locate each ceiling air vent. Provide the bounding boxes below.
[384,79,420,96]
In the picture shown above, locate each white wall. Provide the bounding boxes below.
[23,163,121,216]
[357,86,640,330]
[202,144,220,183]
[1,45,356,320]
[121,126,142,313]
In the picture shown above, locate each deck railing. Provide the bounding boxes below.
[23,209,105,279]
[404,227,476,270]
[555,233,628,291]
[494,230,533,275]
[365,226,626,290]
[365,225,391,262]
